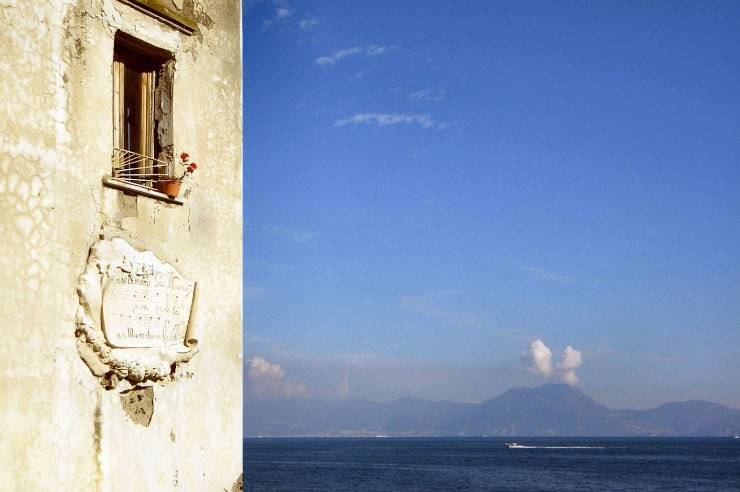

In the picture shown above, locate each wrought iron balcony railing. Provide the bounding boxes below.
[111,147,172,191]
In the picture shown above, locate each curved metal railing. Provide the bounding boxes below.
[111,147,172,190]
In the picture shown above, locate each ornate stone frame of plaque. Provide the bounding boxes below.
[76,238,201,388]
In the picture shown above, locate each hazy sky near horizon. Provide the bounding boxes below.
[244,0,740,409]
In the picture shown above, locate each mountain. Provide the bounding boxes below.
[245,396,472,437]
[447,384,623,436]
[245,384,740,437]
[618,400,740,436]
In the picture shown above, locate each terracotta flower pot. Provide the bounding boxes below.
[157,180,182,198]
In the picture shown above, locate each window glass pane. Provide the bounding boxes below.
[123,63,143,156]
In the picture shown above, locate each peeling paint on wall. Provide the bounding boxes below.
[120,386,155,426]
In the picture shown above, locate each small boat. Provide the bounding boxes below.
[505,442,520,448]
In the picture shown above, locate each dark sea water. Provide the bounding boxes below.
[243,437,740,491]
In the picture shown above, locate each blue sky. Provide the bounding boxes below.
[244,0,740,409]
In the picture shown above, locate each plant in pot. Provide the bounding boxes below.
[158,152,198,198]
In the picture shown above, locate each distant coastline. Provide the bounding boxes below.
[245,383,740,438]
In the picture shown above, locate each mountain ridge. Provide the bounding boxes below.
[245,383,740,437]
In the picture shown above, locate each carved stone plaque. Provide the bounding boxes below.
[76,238,201,388]
[103,271,194,348]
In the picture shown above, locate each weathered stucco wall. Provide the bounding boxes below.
[0,1,242,490]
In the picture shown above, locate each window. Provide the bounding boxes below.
[109,32,175,195]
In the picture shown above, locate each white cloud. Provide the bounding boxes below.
[364,45,389,56]
[401,292,480,328]
[263,6,293,29]
[315,45,394,66]
[247,258,292,273]
[560,369,579,385]
[525,339,554,377]
[248,354,530,403]
[523,341,584,385]
[513,264,575,283]
[316,47,363,66]
[558,345,583,371]
[299,16,320,31]
[246,357,308,398]
[557,345,583,385]
[248,356,284,380]
[334,112,445,130]
[263,224,315,244]
[348,69,367,82]
[408,87,446,102]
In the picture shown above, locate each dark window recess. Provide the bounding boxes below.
[111,32,175,192]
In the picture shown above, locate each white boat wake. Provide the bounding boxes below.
[508,445,605,449]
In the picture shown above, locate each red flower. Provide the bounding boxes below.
[180,152,190,161]
[189,162,198,170]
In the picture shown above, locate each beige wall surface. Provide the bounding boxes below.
[0,1,243,490]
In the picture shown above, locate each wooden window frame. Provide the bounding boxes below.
[113,46,157,164]
[107,32,181,203]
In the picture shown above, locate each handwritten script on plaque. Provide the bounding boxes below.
[102,270,195,348]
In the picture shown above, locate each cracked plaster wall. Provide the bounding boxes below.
[0,1,242,490]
